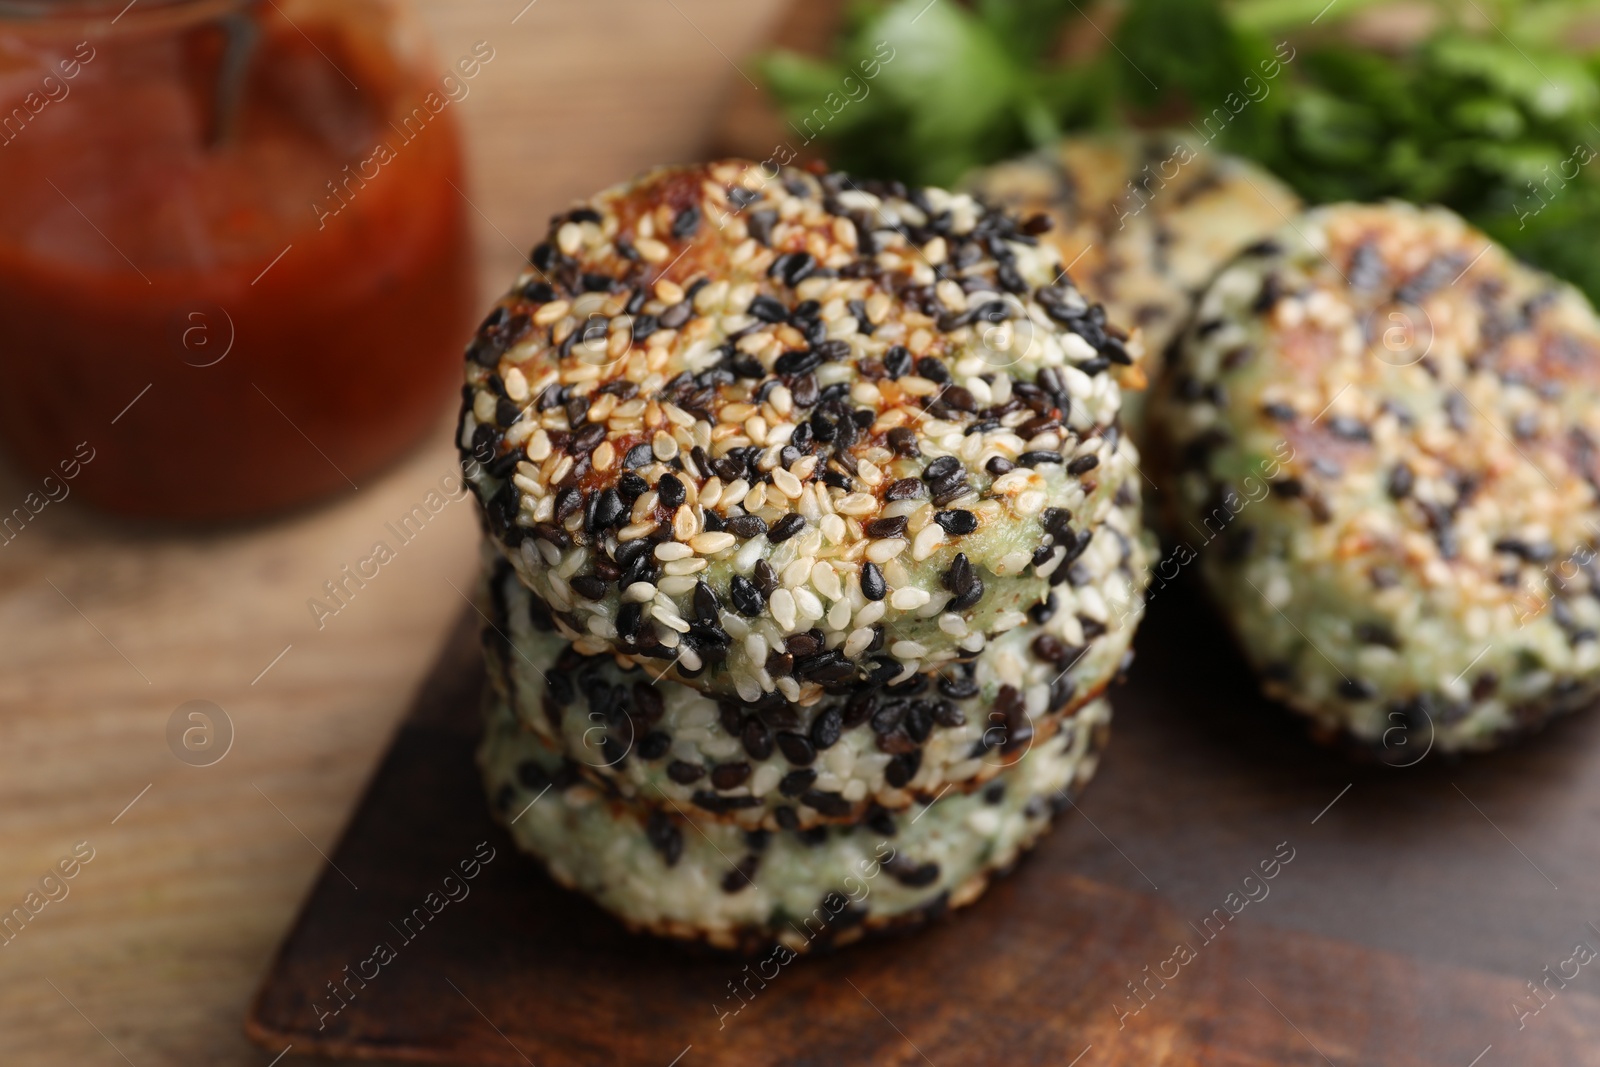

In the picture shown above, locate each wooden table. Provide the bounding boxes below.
[0,2,786,1064]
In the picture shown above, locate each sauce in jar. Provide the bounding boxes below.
[0,0,477,520]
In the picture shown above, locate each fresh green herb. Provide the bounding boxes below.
[759,0,1600,303]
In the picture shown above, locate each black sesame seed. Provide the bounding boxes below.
[711,762,752,790]
[617,601,643,641]
[1339,678,1377,701]
[725,514,768,539]
[768,514,806,542]
[861,562,887,601]
[884,345,913,379]
[1388,463,1414,499]
[516,760,551,792]
[585,489,621,534]
[986,456,1015,476]
[884,751,921,788]
[917,356,949,383]
[570,574,607,600]
[692,581,720,624]
[890,861,940,888]
[924,456,961,482]
[671,204,700,238]
[741,719,774,761]
[691,791,762,813]
[809,707,842,750]
[730,575,765,616]
[657,473,686,508]
[638,731,672,760]
[800,790,852,817]
[884,477,924,501]
[1066,454,1100,475]
[748,294,790,323]
[865,516,909,539]
[753,560,779,594]
[778,769,817,797]
[1354,622,1401,649]
[777,732,816,765]
[1328,416,1372,442]
[1262,402,1296,421]
[770,251,816,287]
[934,509,977,535]
[645,811,683,866]
[775,349,822,375]
[554,487,583,522]
[887,427,921,457]
[1029,593,1057,624]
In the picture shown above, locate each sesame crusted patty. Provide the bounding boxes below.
[963,132,1301,434]
[483,482,1149,830]
[1153,202,1600,755]
[459,160,1142,700]
[480,683,1110,954]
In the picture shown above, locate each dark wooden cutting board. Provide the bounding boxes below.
[245,579,1600,1067]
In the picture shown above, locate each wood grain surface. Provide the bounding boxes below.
[0,2,787,1065]
[246,589,1600,1066]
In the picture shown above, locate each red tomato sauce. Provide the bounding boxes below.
[0,3,476,520]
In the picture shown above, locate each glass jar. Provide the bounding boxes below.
[0,0,477,520]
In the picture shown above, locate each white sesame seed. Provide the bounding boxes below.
[622,582,656,603]
[891,640,927,659]
[656,575,699,595]
[654,541,693,561]
[652,607,691,634]
[769,588,797,630]
[524,429,552,462]
[837,493,879,517]
[672,507,698,541]
[635,237,669,263]
[855,600,886,627]
[843,628,875,658]
[725,542,763,580]
[890,587,930,610]
[993,550,1032,576]
[771,467,803,498]
[827,599,851,631]
[938,613,969,636]
[793,587,824,621]
[556,223,582,256]
[750,762,781,797]
[690,531,737,554]
[912,524,945,561]
[865,538,908,563]
[652,430,679,461]
[812,562,842,600]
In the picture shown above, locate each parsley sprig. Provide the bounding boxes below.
[759,0,1600,302]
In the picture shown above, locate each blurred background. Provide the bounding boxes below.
[9,0,1600,1062]
[0,1,786,1063]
